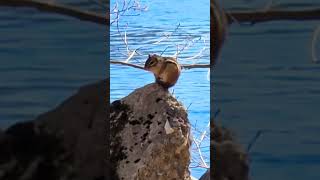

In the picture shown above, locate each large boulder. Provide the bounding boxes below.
[110,83,191,180]
[0,79,107,180]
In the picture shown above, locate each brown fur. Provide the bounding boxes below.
[145,54,181,88]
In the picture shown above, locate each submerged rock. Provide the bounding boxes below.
[110,83,191,180]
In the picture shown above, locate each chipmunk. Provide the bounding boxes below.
[144,54,181,88]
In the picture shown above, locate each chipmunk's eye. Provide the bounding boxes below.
[149,59,157,67]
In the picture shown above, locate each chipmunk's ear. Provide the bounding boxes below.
[148,54,151,58]
[172,56,178,61]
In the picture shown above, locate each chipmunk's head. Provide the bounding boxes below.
[144,54,164,75]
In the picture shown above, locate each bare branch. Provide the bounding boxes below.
[153,23,181,45]
[4,1,320,25]
[181,64,210,69]
[0,0,107,25]
[110,60,146,70]
[192,139,209,168]
[227,9,320,24]
[110,60,210,69]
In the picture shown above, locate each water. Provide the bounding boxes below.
[0,3,105,127]
[215,1,320,179]
[2,0,319,179]
[110,0,210,178]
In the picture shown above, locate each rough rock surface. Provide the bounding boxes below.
[110,83,191,180]
[204,123,249,180]
[0,79,107,180]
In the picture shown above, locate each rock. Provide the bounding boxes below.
[110,83,191,180]
[209,123,249,180]
[0,79,107,180]
[0,80,192,180]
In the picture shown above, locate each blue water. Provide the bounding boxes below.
[0,4,105,127]
[2,0,320,179]
[215,1,320,179]
[110,0,210,178]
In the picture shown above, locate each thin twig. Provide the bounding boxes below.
[153,23,181,45]
[192,139,209,168]
[198,121,210,147]
[187,103,193,111]
[247,130,263,153]
[214,109,221,118]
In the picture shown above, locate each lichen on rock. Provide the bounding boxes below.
[110,83,192,180]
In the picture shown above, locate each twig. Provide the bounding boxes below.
[214,109,221,118]
[246,130,263,153]
[153,23,181,45]
[198,121,210,147]
[192,139,209,168]
[186,103,193,111]
[124,50,137,63]
[184,47,207,60]
[111,0,148,61]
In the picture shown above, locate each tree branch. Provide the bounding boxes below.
[181,64,210,69]
[227,9,320,24]
[2,0,320,26]
[0,0,107,25]
[110,60,210,70]
[110,60,145,70]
